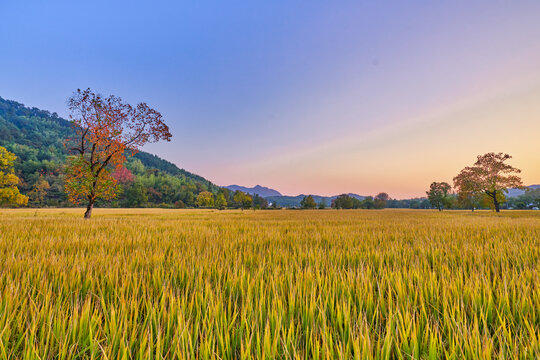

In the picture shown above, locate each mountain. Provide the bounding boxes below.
[266,193,366,208]
[225,184,282,197]
[0,96,218,207]
[506,185,540,198]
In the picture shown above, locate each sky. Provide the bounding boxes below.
[2,1,540,198]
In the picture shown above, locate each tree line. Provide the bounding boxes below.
[298,193,391,209]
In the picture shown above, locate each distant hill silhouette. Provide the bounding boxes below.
[506,185,540,197]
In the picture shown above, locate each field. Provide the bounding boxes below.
[1,209,540,359]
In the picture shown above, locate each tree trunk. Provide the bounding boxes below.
[84,200,94,219]
[492,191,500,213]
[494,197,500,212]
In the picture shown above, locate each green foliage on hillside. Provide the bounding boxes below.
[0,96,218,207]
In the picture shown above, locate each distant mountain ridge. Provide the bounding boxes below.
[225,184,371,207]
[506,185,540,198]
[225,185,282,197]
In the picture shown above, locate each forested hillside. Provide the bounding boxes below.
[0,96,219,207]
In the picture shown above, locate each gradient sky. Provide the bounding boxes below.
[2,1,540,198]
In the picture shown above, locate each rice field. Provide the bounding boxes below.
[1,208,540,359]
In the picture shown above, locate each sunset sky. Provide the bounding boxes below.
[2,1,540,198]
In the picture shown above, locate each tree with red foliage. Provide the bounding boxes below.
[113,166,135,184]
[65,89,171,218]
[454,153,523,212]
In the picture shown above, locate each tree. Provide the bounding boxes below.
[453,153,522,212]
[332,194,354,209]
[252,194,268,209]
[215,193,228,210]
[318,199,327,209]
[64,89,171,218]
[123,180,148,207]
[360,196,374,209]
[453,167,481,211]
[233,191,252,210]
[0,146,29,207]
[242,194,253,209]
[112,166,135,184]
[29,174,50,206]
[300,195,317,209]
[374,192,389,209]
[216,188,231,209]
[184,192,195,207]
[233,191,243,208]
[426,182,451,211]
[196,191,215,208]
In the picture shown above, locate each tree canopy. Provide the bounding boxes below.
[215,193,228,210]
[0,146,28,207]
[300,195,317,209]
[252,194,268,209]
[196,191,215,208]
[374,192,390,209]
[233,191,252,210]
[426,182,452,211]
[454,153,522,212]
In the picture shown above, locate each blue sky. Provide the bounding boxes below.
[2,1,540,197]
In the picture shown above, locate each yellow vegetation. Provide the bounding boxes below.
[0,208,539,358]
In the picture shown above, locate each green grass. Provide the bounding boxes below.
[0,209,539,359]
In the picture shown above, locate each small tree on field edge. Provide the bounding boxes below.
[301,195,317,209]
[426,182,452,211]
[215,193,228,210]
